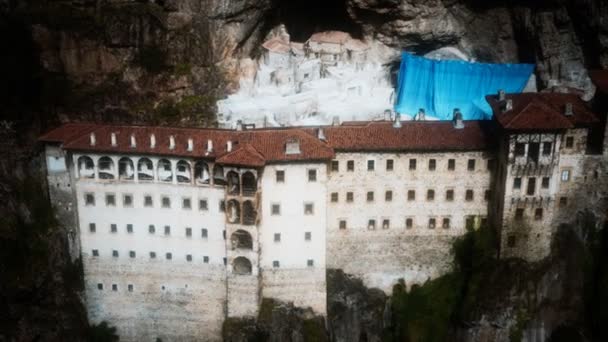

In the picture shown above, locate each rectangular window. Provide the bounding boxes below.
[186,227,192,237]
[307,259,314,267]
[368,219,376,230]
[331,161,339,172]
[339,220,347,229]
[513,177,522,189]
[427,189,435,201]
[487,159,496,171]
[367,160,375,171]
[528,142,540,162]
[89,223,96,233]
[129,251,136,258]
[407,190,415,201]
[409,159,416,170]
[271,204,281,215]
[161,196,171,208]
[448,159,455,171]
[219,200,226,212]
[166,253,172,260]
[347,160,354,171]
[406,218,413,229]
[186,254,192,262]
[382,219,390,229]
[128,284,133,292]
[484,190,491,201]
[542,142,552,155]
[442,218,450,229]
[199,199,208,211]
[515,143,525,156]
[527,177,536,195]
[97,283,103,290]
[465,190,474,201]
[308,169,317,182]
[273,260,280,268]
[446,190,454,201]
[304,203,314,215]
[467,159,476,171]
[126,224,133,233]
[105,193,116,206]
[331,192,339,202]
[534,208,543,220]
[182,198,191,209]
[428,218,436,229]
[110,224,117,233]
[123,194,133,207]
[276,170,285,182]
[559,197,568,207]
[565,136,574,148]
[515,208,524,220]
[541,177,550,189]
[164,225,171,236]
[149,251,156,259]
[428,159,436,171]
[385,190,393,202]
[366,191,374,202]
[346,192,354,202]
[201,228,208,238]
[149,225,155,234]
[92,249,99,257]
[112,250,119,258]
[203,256,209,263]
[561,170,570,182]
[305,232,311,241]
[112,284,117,291]
[85,193,95,206]
[274,233,281,242]
[144,195,153,207]
[386,159,394,171]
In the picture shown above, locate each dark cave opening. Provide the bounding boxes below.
[270,0,362,42]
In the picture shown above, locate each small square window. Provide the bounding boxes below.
[367,191,374,202]
[484,190,491,201]
[182,198,191,209]
[89,223,96,233]
[559,197,568,207]
[201,228,208,238]
[347,160,354,171]
[149,225,155,234]
[382,219,390,229]
[92,249,99,257]
[304,203,314,215]
[186,227,192,237]
[112,284,117,291]
[186,254,192,262]
[276,170,285,182]
[467,159,476,171]
[85,193,95,206]
[164,225,171,236]
[346,192,354,202]
[386,159,394,171]
[203,256,209,263]
[331,192,339,202]
[428,218,436,229]
[305,232,311,241]
[149,251,156,259]
[428,159,436,171]
[166,252,172,260]
[513,177,522,189]
[129,250,136,258]
[367,160,375,171]
[307,259,314,267]
[565,136,574,148]
[368,219,376,230]
[144,195,153,207]
[128,284,133,292]
[385,190,393,202]
[407,190,415,201]
[199,199,208,211]
[446,190,454,201]
[106,194,116,206]
[123,194,133,207]
[271,204,281,215]
[339,220,347,229]
[409,159,416,170]
[161,196,171,208]
[273,260,280,268]
[515,143,526,156]
[448,159,455,171]
[542,142,552,155]
[110,224,117,233]
[427,189,435,201]
[274,233,281,242]
[465,190,474,201]
[97,283,103,290]
[331,161,339,172]
[308,169,317,182]
[542,177,550,189]
[126,224,133,233]
[442,218,450,229]
[112,250,119,258]
[534,208,543,220]
[515,208,524,220]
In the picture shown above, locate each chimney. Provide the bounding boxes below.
[393,112,402,128]
[130,134,136,148]
[317,127,326,141]
[501,99,513,112]
[332,116,340,126]
[89,133,96,146]
[417,108,426,121]
[564,102,573,116]
[187,138,193,152]
[236,120,243,131]
[111,132,117,147]
[207,139,213,152]
[150,134,156,148]
[169,135,175,150]
[498,89,506,101]
[227,141,232,152]
[453,108,464,129]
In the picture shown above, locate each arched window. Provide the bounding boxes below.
[227,171,240,195]
[230,230,253,250]
[242,200,256,226]
[137,158,153,181]
[157,159,172,182]
[78,156,94,178]
[118,157,134,180]
[194,161,210,185]
[213,165,226,186]
[98,157,115,179]
[227,199,241,224]
[232,257,252,275]
[242,172,257,196]
[176,160,191,183]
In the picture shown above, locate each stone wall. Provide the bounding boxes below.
[261,268,327,315]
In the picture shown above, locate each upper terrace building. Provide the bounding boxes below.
[39,92,605,341]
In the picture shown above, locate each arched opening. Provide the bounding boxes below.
[157,159,172,182]
[194,161,210,185]
[232,256,252,275]
[137,158,154,181]
[213,165,226,186]
[98,157,115,179]
[227,199,241,224]
[227,171,240,195]
[118,157,135,180]
[176,160,191,183]
[230,230,253,250]
[242,200,257,225]
[77,156,95,178]
[242,172,257,196]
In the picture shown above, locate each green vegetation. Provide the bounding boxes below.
[509,308,530,342]
[87,321,119,342]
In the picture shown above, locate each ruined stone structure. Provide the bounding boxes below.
[39,92,606,341]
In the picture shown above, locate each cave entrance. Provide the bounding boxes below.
[272,0,363,42]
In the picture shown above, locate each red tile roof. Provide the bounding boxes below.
[589,70,608,94]
[486,93,598,130]
[262,37,291,54]
[308,31,351,45]
[216,144,265,167]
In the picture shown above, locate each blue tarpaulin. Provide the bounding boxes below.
[394,52,535,120]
